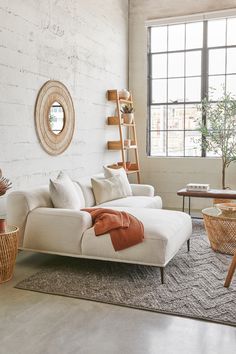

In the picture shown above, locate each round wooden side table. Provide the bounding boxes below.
[0,225,19,283]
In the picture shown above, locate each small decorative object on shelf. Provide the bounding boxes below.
[124,139,131,148]
[118,89,130,100]
[186,183,210,192]
[120,104,134,124]
[107,89,140,183]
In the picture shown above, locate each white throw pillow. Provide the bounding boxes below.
[103,166,132,196]
[91,175,127,205]
[49,171,82,209]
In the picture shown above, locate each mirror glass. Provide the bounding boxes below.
[48,101,65,134]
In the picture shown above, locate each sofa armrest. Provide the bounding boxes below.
[23,208,92,254]
[7,187,52,247]
[130,184,155,197]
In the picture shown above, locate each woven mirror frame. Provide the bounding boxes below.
[35,80,75,155]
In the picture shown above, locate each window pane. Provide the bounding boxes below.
[185,105,201,130]
[208,19,226,47]
[168,24,185,51]
[168,131,184,156]
[168,105,184,130]
[185,131,202,156]
[152,79,167,103]
[150,131,166,156]
[227,48,236,74]
[150,106,167,130]
[227,75,236,97]
[227,18,236,45]
[168,52,184,77]
[208,49,225,75]
[168,78,184,103]
[186,22,203,49]
[185,77,201,102]
[186,51,201,76]
[208,76,225,100]
[151,26,167,52]
[152,54,167,78]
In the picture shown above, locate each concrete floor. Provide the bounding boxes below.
[0,252,235,354]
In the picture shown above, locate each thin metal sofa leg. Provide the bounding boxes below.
[160,267,164,284]
[187,239,190,252]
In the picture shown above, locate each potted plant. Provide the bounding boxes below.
[120,104,134,124]
[0,169,12,232]
[197,90,236,189]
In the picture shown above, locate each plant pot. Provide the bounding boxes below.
[0,219,6,233]
[122,113,134,124]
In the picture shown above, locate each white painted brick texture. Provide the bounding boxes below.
[0,0,128,198]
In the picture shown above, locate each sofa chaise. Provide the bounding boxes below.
[7,174,192,283]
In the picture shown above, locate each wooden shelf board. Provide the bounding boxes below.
[107,145,137,151]
[126,169,140,174]
[125,145,137,149]
[107,122,134,127]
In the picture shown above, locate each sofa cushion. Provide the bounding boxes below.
[91,175,128,205]
[103,166,132,196]
[49,171,82,210]
[76,175,102,207]
[98,195,162,209]
[81,208,192,267]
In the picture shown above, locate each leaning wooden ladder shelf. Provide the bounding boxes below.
[107,89,140,183]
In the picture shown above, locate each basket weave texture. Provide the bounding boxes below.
[203,214,236,255]
[0,226,19,283]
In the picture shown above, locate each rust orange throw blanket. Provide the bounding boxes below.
[82,208,144,251]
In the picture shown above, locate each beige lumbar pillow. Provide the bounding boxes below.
[49,171,82,209]
[91,175,127,205]
[103,166,132,196]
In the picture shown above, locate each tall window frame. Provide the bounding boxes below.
[147,10,236,157]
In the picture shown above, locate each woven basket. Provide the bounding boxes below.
[203,214,236,255]
[0,226,19,283]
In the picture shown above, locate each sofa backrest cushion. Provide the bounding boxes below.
[91,175,128,205]
[76,176,95,207]
[103,166,132,196]
[49,171,83,210]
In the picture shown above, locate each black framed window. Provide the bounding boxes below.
[148,17,236,157]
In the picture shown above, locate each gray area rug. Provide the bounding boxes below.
[15,221,236,326]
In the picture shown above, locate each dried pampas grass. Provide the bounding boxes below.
[0,169,12,196]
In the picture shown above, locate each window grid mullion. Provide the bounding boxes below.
[166,25,169,156]
[225,19,228,94]
[201,20,208,157]
[184,23,186,157]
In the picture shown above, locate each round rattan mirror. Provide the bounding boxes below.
[35,80,75,155]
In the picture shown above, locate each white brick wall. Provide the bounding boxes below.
[129,0,236,210]
[0,0,128,199]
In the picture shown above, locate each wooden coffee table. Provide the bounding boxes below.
[177,188,236,216]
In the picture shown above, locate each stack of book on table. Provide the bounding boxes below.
[186,183,210,192]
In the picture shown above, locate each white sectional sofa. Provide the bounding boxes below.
[7,175,192,283]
